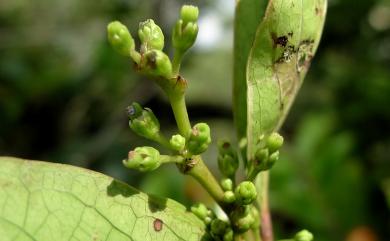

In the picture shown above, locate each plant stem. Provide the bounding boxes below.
[169,93,192,138]
[172,50,184,76]
[257,172,273,241]
[160,155,185,164]
[153,133,172,149]
[186,156,225,204]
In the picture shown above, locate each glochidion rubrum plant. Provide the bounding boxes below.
[0,1,326,241]
[107,0,327,240]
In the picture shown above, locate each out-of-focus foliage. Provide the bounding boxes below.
[0,0,389,240]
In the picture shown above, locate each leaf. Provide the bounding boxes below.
[233,0,268,139]
[246,0,327,158]
[0,157,206,241]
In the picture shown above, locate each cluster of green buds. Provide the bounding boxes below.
[219,177,259,233]
[187,123,211,155]
[107,5,199,80]
[230,205,258,233]
[172,5,199,55]
[191,203,233,241]
[217,140,239,179]
[247,132,284,180]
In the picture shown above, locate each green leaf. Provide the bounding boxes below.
[0,157,206,241]
[246,0,327,158]
[233,0,268,139]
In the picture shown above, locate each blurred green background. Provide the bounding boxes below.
[0,0,389,240]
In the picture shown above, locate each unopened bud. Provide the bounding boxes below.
[172,5,199,53]
[127,102,160,140]
[266,132,284,153]
[210,219,229,236]
[169,134,186,151]
[107,21,135,57]
[220,178,233,191]
[235,181,257,205]
[180,5,199,24]
[190,203,209,221]
[123,146,161,172]
[223,191,236,203]
[138,19,164,51]
[142,50,172,78]
[187,123,211,155]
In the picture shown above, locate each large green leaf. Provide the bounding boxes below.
[0,157,206,241]
[233,0,268,139]
[246,0,327,158]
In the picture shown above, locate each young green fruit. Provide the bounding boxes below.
[107,21,135,57]
[235,181,257,205]
[187,123,211,155]
[138,19,164,52]
[123,146,161,172]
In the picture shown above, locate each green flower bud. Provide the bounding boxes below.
[107,21,135,57]
[254,148,269,163]
[217,140,238,177]
[223,228,233,241]
[172,5,199,53]
[210,219,229,236]
[187,123,211,155]
[218,154,238,178]
[268,151,279,168]
[190,203,209,221]
[220,178,233,191]
[223,191,236,203]
[127,102,160,140]
[235,181,257,205]
[141,50,172,78]
[138,19,164,51]
[231,210,255,233]
[172,20,198,52]
[204,216,212,225]
[123,146,161,172]
[218,140,236,157]
[169,134,186,151]
[180,5,199,25]
[266,132,284,153]
[294,230,313,241]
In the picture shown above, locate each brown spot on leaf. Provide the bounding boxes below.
[272,33,288,48]
[153,218,163,232]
